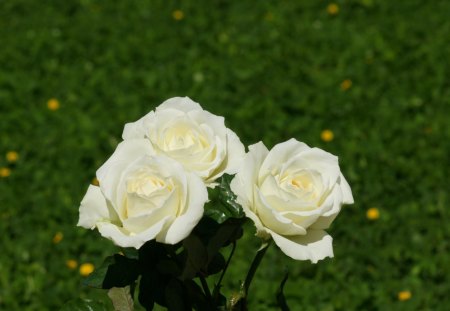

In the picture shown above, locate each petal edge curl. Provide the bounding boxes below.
[270,229,334,263]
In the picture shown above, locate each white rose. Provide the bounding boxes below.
[122,97,245,185]
[230,139,354,263]
[77,139,208,248]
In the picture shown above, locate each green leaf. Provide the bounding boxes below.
[204,174,244,224]
[181,234,208,279]
[121,247,139,260]
[60,298,108,311]
[83,256,115,288]
[206,252,226,275]
[276,272,290,311]
[108,286,134,311]
[157,258,182,276]
[165,279,191,311]
[184,280,210,311]
[218,174,244,219]
[206,218,245,261]
[84,254,140,289]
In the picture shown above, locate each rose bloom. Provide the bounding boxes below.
[230,139,353,263]
[78,139,207,248]
[122,97,245,185]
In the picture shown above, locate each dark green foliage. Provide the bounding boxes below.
[83,254,140,289]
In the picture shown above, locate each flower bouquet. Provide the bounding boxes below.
[70,97,353,310]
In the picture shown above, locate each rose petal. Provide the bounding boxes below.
[97,139,154,207]
[157,96,202,113]
[223,128,246,175]
[259,138,310,182]
[256,188,307,236]
[77,185,110,229]
[122,190,178,232]
[157,172,207,244]
[122,111,155,140]
[270,229,334,263]
[97,216,171,249]
[230,142,269,208]
[310,181,348,230]
[339,173,354,204]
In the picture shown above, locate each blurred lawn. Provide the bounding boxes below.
[1,0,449,310]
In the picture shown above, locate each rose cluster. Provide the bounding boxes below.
[78,97,353,263]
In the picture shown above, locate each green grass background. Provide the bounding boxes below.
[1,0,449,310]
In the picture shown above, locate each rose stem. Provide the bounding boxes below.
[213,241,237,298]
[243,240,271,296]
[199,274,212,301]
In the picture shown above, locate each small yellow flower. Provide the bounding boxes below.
[172,10,184,21]
[321,129,334,142]
[6,151,19,163]
[327,3,339,15]
[79,263,95,276]
[340,79,352,91]
[366,207,380,220]
[66,259,78,270]
[52,232,64,244]
[47,98,60,111]
[91,177,100,186]
[398,290,412,301]
[0,167,11,178]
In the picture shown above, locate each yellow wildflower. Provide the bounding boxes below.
[321,129,334,142]
[52,232,64,244]
[366,208,380,220]
[341,79,352,91]
[0,167,11,178]
[172,10,184,21]
[327,3,339,15]
[79,263,95,276]
[47,98,60,111]
[398,290,412,301]
[66,259,78,270]
[6,151,19,163]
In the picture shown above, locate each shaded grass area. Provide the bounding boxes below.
[1,0,449,309]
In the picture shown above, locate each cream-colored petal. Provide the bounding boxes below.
[97,216,171,249]
[259,139,310,182]
[223,128,246,175]
[231,142,269,207]
[339,173,354,204]
[78,185,109,229]
[122,111,155,140]
[189,109,227,138]
[270,229,334,263]
[96,139,154,209]
[157,172,207,244]
[157,97,202,113]
[310,185,345,230]
[293,148,340,186]
[122,190,178,232]
[255,188,307,236]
